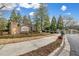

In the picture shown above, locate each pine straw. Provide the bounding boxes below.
[20,38,62,56]
[0,33,57,45]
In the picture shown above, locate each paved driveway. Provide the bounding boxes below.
[67,34,79,56]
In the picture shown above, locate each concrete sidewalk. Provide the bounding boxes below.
[58,35,70,56]
[0,35,58,56]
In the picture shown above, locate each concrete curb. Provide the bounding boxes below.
[0,45,4,49]
[62,35,70,55]
[66,35,70,55]
[57,35,70,56]
[48,36,65,56]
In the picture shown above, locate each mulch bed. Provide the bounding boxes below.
[20,38,62,56]
[0,33,51,39]
[0,33,54,45]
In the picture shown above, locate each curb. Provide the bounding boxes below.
[63,35,70,55]
[48,36,65,56]
[65,35,70,53]
[0,45,4,49]
[58,35,70,56]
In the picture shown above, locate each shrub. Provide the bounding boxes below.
[58,36,63,40]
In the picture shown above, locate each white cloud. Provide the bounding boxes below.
[16,7,20,11]
[29,12,35,16]
[19,3,40,9]
[0,3,40,11]
[32,3,40,9]
[63,12,71,15]
[1,3,17,10]
[61,5,67,11]
[19,3,32,8]
[67,12,71,15]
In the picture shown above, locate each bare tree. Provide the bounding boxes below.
[0,3,10,9]
[63,15,76,29]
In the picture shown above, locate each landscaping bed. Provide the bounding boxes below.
[0,33,54,45]
[20,37,62,56]
[0,32,51,39]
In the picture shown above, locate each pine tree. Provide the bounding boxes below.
[57,16,63,30]
[34,3,49,32]
[50,16,57,33]
[34,13,41,32]
[44,15,50,32]
[10,10,21,22]
[10,10,17,21]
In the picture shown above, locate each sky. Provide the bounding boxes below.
[1,3,79,21]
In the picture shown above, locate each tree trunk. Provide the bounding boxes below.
[0,30,3,35]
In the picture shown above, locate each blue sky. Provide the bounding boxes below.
[48,3,79,21]
[1,3,79,21]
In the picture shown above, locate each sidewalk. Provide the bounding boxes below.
[0,34,58,56]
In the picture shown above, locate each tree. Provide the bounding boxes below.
[34,4,49,33]
[0,17,7,35]
[28,15,32,25]
[21,15,32,33]
[62,15,77,34]
[10,10,17,21]
[57,16,63,30]
[0,3,9,9]
[17,11,21,22]
[34,3,49,33]
[6,20,11,34]
[44,15,50,32]
[10,10,21,22]
[27,15,33,32]
[0,4,5,9]
[10,10,22,34]
[50,16,57,33]
[63,15,76,29]
[34,13,41,32]
[35,19,41,32]
[0,3,15,10]
[0,6,8,35]
[10,10,22,28]
[22,16,31,26]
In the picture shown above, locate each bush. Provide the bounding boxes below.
[58,36,63,40]
[61,31,64,36]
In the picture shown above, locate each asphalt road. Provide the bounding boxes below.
[67,34,79,56]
